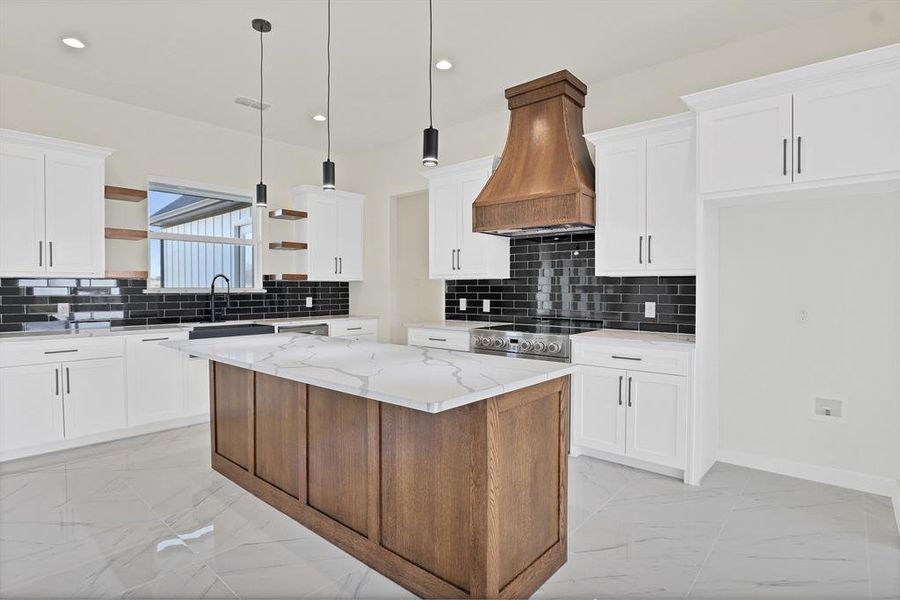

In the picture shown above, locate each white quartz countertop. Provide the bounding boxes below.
[403,320,510,331]
[571,329,695,350]
[162,333,574,413]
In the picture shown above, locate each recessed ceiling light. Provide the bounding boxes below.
[312,114,327,122]
[62,37,86,49]
[434,59,453,70]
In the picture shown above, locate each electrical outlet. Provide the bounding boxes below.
[459,298,467,311]
[305,297,313,308]
[796,304,810,324]
[644,301,656,318]
[56,303,70,318]
[482,299,490,313]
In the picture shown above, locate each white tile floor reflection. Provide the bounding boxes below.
[1,423,897,599]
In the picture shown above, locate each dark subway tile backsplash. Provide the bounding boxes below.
[0,278,349,333]
[445,233,695,334]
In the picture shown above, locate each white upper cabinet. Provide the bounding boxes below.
[290,186,365,282]
[423,156,509,280]
[586,114,695,276]
[696,95,792,194]
[684,44,900,199]
[0,130,112,277]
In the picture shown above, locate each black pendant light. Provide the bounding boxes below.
[422,0,438,167]
[252,18,272,206]
[322,0,335,190]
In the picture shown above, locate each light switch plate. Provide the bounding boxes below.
[644,301,656,318]
[57,303,70,318]
[796,304,810,324]
[305,297,313,308]
[482,299,490,313]
[459,298,467,311]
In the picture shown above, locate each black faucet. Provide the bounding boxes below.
[209,274,231,323]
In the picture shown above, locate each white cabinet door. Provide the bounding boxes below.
[456,169,491,277]
[645,127,695,272]
[126,333,187,426]
[625,371,687,469]
[573,366,627,456]
[697,94,793,194]
[184,355,210,417]
[44,151,104,275]
[307,195,339,280]
[428,179,459,278]
[336,195,364,281]
[0,363,64,452]
[793,72,900,183]
[63,357,127,438]
[0,143,46,275]
[595,138,646,274]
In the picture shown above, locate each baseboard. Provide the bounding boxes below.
[571,444,684,481]
[893,481,900,535]
[0,413,210,463]
[716,448,898,498]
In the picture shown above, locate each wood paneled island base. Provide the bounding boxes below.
[208,361,569,599]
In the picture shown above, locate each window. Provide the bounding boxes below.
[147,180,258,290]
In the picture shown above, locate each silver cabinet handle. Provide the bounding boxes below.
[141,337,170,342]
[782,138,787,176]
[44,349,78,355]
[611,355,642,361]
[797,136,802,174]
[38,241,42,267]
[339,257,342,274]
[66,367,71,394]
[627,376,633,407]
[49,241,53,267]
[55,368,59,396]
[638,236,643,264]
[456,248,461,270]
[346,327,362,331]
[334,257,338,274]
[647,235,652,264]
[617,375,623,406]
[451,249,457,270]
[428,337,447,342]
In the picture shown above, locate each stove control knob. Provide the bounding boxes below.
[519,340,533,352]
[547,342,562,353]
[472,337,483,346]
[491,338,505,348]
[532,341,546,352]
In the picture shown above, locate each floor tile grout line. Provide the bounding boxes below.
[682,469,753,599]
[862,495,874,600]
[568,464,644,537]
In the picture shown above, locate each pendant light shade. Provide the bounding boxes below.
[322,0,336,191]
[252,18,271,206]
[422,0,439,167]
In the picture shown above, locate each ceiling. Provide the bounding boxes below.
[0,0,862,154]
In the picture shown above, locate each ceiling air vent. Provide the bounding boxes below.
[234,96,271,111]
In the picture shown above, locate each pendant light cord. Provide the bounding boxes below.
[259,29,264,182]
[428,0,433,128]
[327,0,331,161]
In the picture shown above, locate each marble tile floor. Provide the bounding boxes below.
[0,424,897,599]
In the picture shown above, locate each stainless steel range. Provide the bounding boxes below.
[470,324,573,362]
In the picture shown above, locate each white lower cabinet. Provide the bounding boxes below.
[0,363,64,452]
[62,357,127,439]
[184,355,210,416]
[126,332,188,426]
[573,366,627,456]
[624,371,687,469]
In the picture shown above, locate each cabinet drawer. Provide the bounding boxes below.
[329,319,377,338]
[407,328,470,351]
[572,343,689,376]
[0,337,125,368]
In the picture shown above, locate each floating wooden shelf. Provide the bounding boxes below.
[269,241,308,251]
[105,185,147,202]
[269,208,308,220]
[264,273,309,281]
[105,270,149,279]
[105,227,148,240]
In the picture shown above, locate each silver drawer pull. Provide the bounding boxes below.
[428,337,447,342]
[141,337,170,342]
[346,327,363,331]
[611,355,642,361]
[44,349,78,354]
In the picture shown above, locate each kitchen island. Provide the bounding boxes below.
[163,333,574,599]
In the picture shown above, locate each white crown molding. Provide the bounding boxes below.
[289,184,365,201]
[419,155,499,180]
[682,43,900,111]
[584,112,694,145]
[0,128,114,158]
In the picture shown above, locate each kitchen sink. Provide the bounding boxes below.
[188,323,276,340]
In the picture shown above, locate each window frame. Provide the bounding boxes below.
[144,176,263,293]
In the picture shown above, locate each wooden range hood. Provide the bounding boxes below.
[473,70,595,237]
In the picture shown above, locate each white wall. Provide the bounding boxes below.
[347,0,900,340]
[0,73,352,278]
[717,193,900,485]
